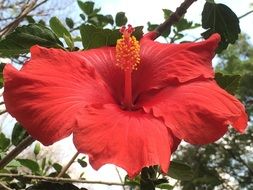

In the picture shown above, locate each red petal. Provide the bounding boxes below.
[77,48,124,104]
[132,34,221,97]
[141,80,248,144]
[3,46,114,145]
[73,104,176,177]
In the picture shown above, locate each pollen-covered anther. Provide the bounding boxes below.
[116,25,140,71]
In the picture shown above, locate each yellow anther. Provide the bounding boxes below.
[116,25,140,71]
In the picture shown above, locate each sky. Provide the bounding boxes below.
[1,1,253,190]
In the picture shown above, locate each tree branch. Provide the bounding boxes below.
[0,0,48,37]
[57,152,79,177]
[0,0,37,37]
[239,10,253,19]
[0,173,125,186]
[0,181,12,190]
[0,136,35,169]
[0,110,7,115]
[154,0,197,39]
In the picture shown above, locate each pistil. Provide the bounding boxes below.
[116,25,140,110]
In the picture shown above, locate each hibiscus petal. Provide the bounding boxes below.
[132,33,221,98]
[3,46,114,145]
[77,48,124,104]
[73,104,176,177]
[141,80,248,144]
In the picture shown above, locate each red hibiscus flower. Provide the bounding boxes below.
[3,25,248,177]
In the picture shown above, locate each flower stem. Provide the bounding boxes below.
[123,69,133,110]
[0,135,34,169]
[57,152,79,178]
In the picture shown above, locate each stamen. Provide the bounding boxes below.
[115,25,141,110]
[116,24,141,71]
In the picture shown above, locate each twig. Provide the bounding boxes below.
[115,167,126,190]
[0,0,37,37]
[0,181,12,190]
[0,0,48,37]
[0,173,125,186]
[154,0,197,39]
[57,152,79,177]
[0,136,35,169]
[239,10,253,19]
[0,110,7,115]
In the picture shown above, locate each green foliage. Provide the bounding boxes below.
[0,24,63,57]
[202,2,241,53]
[77,0,94,16]
[17,159,40,174]
[80,24,143,49]
[65,18,74,29]
[124,175,140,187]
[115,12,128,26]
[33,143,41,156]
[77,156,87,168]
[11,123,28,146]
[167,161,193,181]
[157,184,173,190]
[49,17,71,39]
[215,72,241,95]
[52,163,63,174]
[49,17,74,50]
[0,133,10,152]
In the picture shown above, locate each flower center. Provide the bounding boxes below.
[116,25,140,110]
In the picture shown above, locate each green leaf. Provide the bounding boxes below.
[17,159,40,173]
[26,16,36,24]
[7,159,22,168]
[167,160,193,180]
[65,17,74,29]
[50,17,71,38]
[201,2,240,53]
[80,13,86,21]
[41,158,46,171]
[80,24,143,49]
[52,163,62,173]
[175,18,201,32]
[77,0,94,15]
[163,9,173,20]
[11,123,28,146]
[0,24,63,57]
[77,158,87,168]
[33,142,40,156]
[63,34,74,50]
[215,72,241,95]
[124,175,140,187]
[115,12,128,26]
[0,133,10,151]
[157,184,173,189]
[0,64,4,88]
[49,17,73,49]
